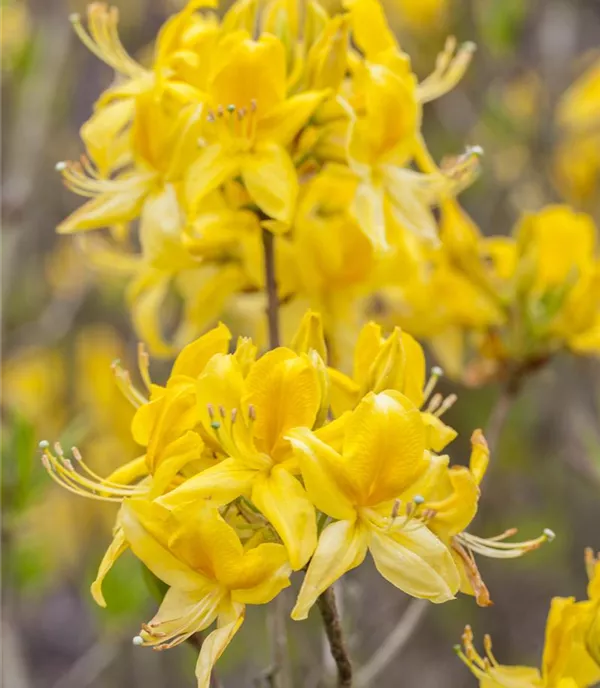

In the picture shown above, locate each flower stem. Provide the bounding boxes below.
[317,587,353,688]
[262,228,280,349]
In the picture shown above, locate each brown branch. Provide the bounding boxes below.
[316,587,353,688]
[262,228,280,349]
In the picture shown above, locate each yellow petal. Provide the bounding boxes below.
[129,274,175,357]
[196,353,245,431]
[91,526,128,607]
[399,330,426,407]
[241,142,298,224]
[172,323,232,379]
[353,322,383,386]
[186,144,239,212]
[209,34,286,116]
[168,501,244,581]
[286,426,357,521]
[105,455,149,486]
[244,348,320,458]
[421,413,458,452]
[427,467,479,538]
[149,431,204,498]
[343,0,397,59]
[292,519,368,620]
[131,385,166,446]
[252,465,317,570]
[195,603,245,688]
[257,91,328,147]
[343,391,427,506]
[291,310,327,361]
[352,181,388,251]
[158,458,257,507]
[328,368,360,417]
[231,542,291,603]
[368,522,458,602]
[57,178,151,233]
[121,499,209,591]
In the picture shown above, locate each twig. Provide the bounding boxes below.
[262,228,280,348]
[354,600,428,688]
[316,587,353,688]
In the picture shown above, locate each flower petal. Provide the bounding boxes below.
[186,143,239,212]
[195,602,245,688]
[342,391,427,505]
[121,500,209,591]
[286,427,357,521]
[292,519,368,620]
[251,465,317,570]
[369,523,458,603]
[91,526,128,607]
[241,142,298,223]
[158,458,256,507]
[231,542,291,604]
[171,322,232,379]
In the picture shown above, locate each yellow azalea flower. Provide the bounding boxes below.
[158,344,323,569]
[457,550,600,687]
[287,390,461,619]
[405,430,553,606]
[341,0,480,248]
[40,323,232,604]
[327,321,459,451]
[185,30,327,225]
[121,499,290,688]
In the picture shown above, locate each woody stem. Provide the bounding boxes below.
[317,587,353,688]
[262,228,280,349]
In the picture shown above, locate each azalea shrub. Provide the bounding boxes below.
[5,0,599,686]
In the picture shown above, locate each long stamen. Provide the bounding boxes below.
[418,37,476,103]
[457,528,555,559]
[40,441,145,502]
[69,4,144,78]
[112,359,148,407]
[137,343,152,392]
[422,366,443,405]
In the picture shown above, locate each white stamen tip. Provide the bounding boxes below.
[132,635,144,646]
[55,161,67,171]
[68,13,81,23]
[38,440,50,449]
[469,145,484,157]
[543,528,555,541]
[413,495,425,505]
[432,366,443,377]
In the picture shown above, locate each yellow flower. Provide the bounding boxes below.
[40,323,232,604]
[122,499,290,688]
[287,390,461,619]
[185,31,327,225]
[158,344,323,569]
[407,430,553,607]
[457,550,600,687]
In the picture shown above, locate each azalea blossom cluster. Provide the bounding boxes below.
[457,549,600,688]
[56,0,480,356]
[40,312,553,686]
[374,202,600,384]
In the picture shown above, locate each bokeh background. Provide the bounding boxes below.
[2,0,600,686]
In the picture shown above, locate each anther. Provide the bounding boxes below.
[218,405,226,419]
[39,440,50,449]
[132,635,144,646]
[54,442,64,456]
[217,105,224,117]
[543,528,555,542]
[469,145,484,157]
[63,459,75,471]
[426,393,443,414]
[230,408,238,424]
[248,404,256,421]
[250,99,257,112]
[55,161,68,171]
[390,499,400,520]
[435,393,457,417]
[41,454,52,471]
[72,447,82,461]
[207,403,215,420]
[68,13,81,23]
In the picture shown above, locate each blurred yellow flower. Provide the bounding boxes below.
[457,549,600,687]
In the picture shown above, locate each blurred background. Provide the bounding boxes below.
[2,0,600,686]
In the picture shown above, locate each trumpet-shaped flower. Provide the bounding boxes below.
[456,549,600,687]
[287,390,461,619]
[185,31,327,224]
[404,430,554,606]
[158,345,323,569]
[122,499,290,688]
